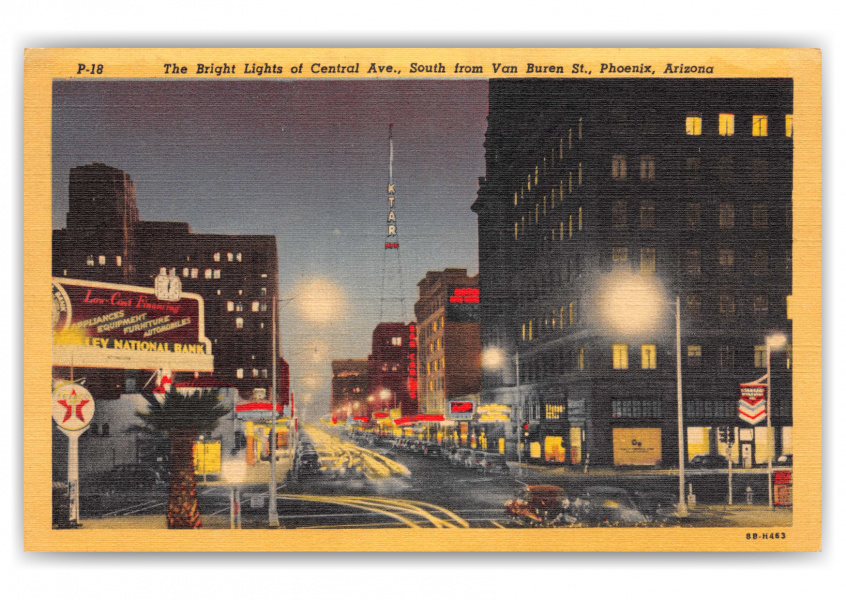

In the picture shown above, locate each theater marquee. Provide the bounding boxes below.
[52,277,214,372]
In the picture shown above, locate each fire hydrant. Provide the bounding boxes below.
[746,486,754,505]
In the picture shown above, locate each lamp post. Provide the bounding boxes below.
[599,273,686,516]
[482,347,521,475]
[269,297,280,528]
[766,332,788,511]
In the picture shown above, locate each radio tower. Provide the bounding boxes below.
[379,124,408,322]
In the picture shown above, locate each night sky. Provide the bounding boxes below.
[52,80,489,418]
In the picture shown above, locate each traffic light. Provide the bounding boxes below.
[727,427,735,445]
[522,422,529,439]
[718,427,728,443]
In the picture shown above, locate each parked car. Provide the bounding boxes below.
[572,486,648,525]
[633,491,678,523]
[506,485,568,526]
[688,454,729,469]
[775,454,793,467]
[295,449,321,477]
[407,439,425,453]
[467,450,486,469]
[422,443,442,457]
[452,448,472,467]
[481,453,510,476]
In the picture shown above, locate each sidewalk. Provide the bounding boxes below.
[683,504,793,527]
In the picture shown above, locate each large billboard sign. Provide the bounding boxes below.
[52,278,213,372]
[445,287,480,323]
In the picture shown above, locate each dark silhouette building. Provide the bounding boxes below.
[53,163,287,405]
[472,79,793,467]
[330,359,370,420]
[368,322,418,417]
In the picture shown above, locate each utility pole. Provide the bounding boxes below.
[268,297,280,528]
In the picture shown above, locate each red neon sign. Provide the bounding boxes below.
[235,402,286,413]
[449,288,480,304]
[450,401,473,413]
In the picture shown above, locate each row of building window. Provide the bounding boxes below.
[685,113,793,137]
[611,155,775,184]
[227,301,269,312]
[425,356,446,375]
[213,252,242,263]
[516,120,585,200]
[515,207,584,241]
[610,199,774,230]
[86,255,122,267]
[517,342,790,384]
[235,368,269,379]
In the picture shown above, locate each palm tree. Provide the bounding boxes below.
[136,388,229,529]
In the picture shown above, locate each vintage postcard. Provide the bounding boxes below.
[23,48,821,551]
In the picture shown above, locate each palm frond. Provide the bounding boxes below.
[135,388,229,436]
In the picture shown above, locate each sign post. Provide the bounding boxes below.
[52,381,95,527]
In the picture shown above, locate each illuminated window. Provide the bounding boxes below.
[752,204,768,229]
[236,368,244,379]
[183,267,189,277]
[260,303,267,312]
[685,115,702,135]
[640,156,655,180]
[528,321,533,341]
[683,249,701,275]
[568,215,573,238]
[514,192,518,206]
[527,173,531,191]
[718,248,735,269]
[752,115,768,136]
[611,155,627,180]
[86,255,94,266]
[235,302,243,312]
[754,345,767,368]
[514,222,518,240]
[719,113,735,136]
[612,344,629,370]
[116,256,122,267]
[543,196,547,216]
[640,201,654,228]
[98,255,106,266]
[684,292,702,317]
[687,345,702,367]
[522,323,526,341]
[534,165,539,185]
[227,301,234,312]
[262,369,268,378]
[204,269,212,279]
[252,301,260,312]
[190,268,198,278]
[252,368,259,378]
[235,317,244,329]
[641,344,657,369]
[568,301,575,325]
[685,293,702,316]
[578,207,583,230]
[785,114,793,137]
[213,269,221,279]
[213,252,220,262]
[718,293,735,314]
[227,252,233,262]
[560,222,564,240]
[612,247,628,264]
[719,202,735,229]
[578,348,585,370]
[436,338,442,350]
[612,200,627,228]
[640,248,656,275]
[685,202,701,228]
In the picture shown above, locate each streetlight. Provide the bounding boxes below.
[481,346,522,475]
[766,332,788,511]
[268,295,294,529]
[599,273,687,517]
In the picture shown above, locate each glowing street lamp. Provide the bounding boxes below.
[766,332,788,510]
[482,346,522,475]
[599,273,687,517]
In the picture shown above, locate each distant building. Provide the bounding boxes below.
[368,322,418,417]
[53,163,287,406]
[331,359,370,420]
[472,79,793,467]
[414,268,482,415]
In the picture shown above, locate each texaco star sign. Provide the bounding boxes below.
[52,382,95,432]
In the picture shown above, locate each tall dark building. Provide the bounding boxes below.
[472,79,793,467]
[368,322,418,417]
[415,268,482,416]
[53,163,286,405]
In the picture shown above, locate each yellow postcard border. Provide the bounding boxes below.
[23,48,822,552]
